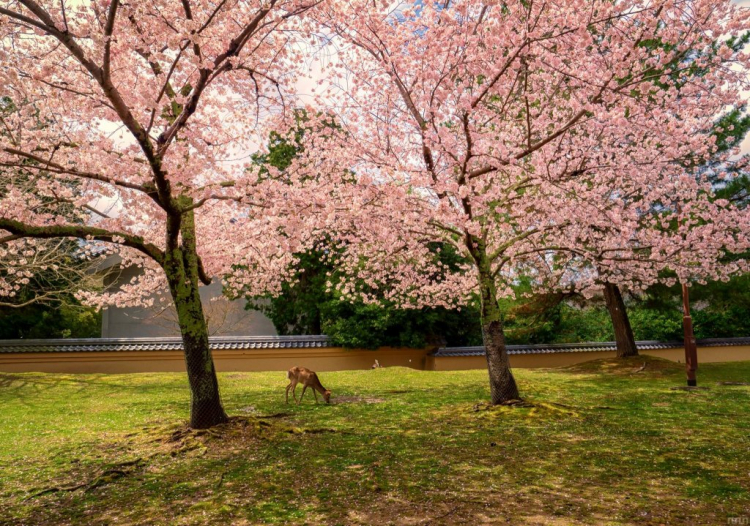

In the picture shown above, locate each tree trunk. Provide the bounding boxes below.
[164,210,228,429]
[478,264,520,404]
[603,282,638,358]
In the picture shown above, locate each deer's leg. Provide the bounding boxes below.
[285,382,293,404]
[299,385,307,405]
[313,389,319,404]
[291,381,299,403]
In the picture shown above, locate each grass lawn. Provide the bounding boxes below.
[1,357,749,525]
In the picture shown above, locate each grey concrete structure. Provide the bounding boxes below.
[100,259,277,338]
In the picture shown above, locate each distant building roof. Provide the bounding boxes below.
[430,337,750,357]
[0,335,330,353]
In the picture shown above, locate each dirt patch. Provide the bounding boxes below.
[341,488,624,526]
[334,395,386,405]
[561,355,683,376]
[127,416,290,460]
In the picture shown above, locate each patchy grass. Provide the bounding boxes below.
[1,360,749,525]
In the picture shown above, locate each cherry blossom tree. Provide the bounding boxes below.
[0,238,104,309]
[533,35,750,360]
[521,188,750,358]
[291,0,750,403]
[0,137,109,313]
[0,0,321,428]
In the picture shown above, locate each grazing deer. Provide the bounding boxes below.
[286,366,331,405]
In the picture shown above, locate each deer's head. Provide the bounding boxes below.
[323,390,332,404]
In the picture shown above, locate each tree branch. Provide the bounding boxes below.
[8,1,174,214]
[156,1,278,153]
[2,147,151,194]
[102,0,120,80]
[0,218,164,265]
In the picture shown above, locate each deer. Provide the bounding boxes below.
[286,366,332,405]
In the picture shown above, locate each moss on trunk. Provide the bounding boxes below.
[477,256,520,404]
[603,282,639,358]
[164,207,228,429]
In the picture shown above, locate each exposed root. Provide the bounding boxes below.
[717,381,750,386]
[500,399,531,407]
[25,458,144,500]
[26,482,88,499]
[169,436,207,457]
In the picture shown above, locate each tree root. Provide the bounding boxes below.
[25,458,143,500]
[500,399,532,407]
[170,436,208,457]
[26,482,88,500]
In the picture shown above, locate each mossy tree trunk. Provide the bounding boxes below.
[603,282,639,358]
[477,255,520,404]
[164,208,228,429]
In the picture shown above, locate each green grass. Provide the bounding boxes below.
[1,357,749,525]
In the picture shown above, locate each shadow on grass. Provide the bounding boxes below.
[559,355,685,376]
[2,362,750,525]
[0,372,188,404]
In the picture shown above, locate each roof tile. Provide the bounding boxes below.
[0,335,331,353]
[431,337,750,357]
[1,336,748,355]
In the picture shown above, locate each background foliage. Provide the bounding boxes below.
[242,121,750,348]
[248,270,750,348]
[0,303,100,339]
